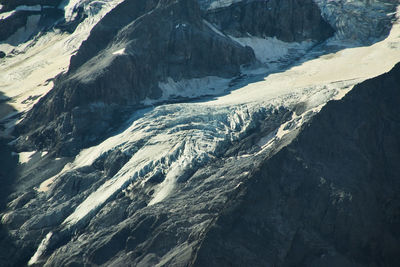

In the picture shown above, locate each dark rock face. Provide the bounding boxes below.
[15,0,334,156]
[0,139,20,267]
[0,94,19,267]
[0,11,29,41]
[202,0,334,42]
[194,63,400,266]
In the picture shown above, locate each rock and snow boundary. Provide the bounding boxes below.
[0,0,399,265]
[26,4,400,264]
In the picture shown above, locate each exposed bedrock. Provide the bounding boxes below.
[201,0,334,42]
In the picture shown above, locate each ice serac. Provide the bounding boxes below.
[314,0,398,43]
[194,62,400,267]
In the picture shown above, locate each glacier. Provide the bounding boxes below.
[1,0,400,265]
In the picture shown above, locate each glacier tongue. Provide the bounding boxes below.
[62,104,260,226]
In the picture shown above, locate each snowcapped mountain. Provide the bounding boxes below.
[1,0,400,266]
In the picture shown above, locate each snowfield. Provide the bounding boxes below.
[1,1,399,265]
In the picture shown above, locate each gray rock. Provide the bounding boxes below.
[203,0,334,42]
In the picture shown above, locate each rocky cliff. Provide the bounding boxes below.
[202,0,334,42]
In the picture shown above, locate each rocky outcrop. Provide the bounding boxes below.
[0,11,28,41]
[202,0,334,42]
[194,63,400,266]
[0,94,19,267]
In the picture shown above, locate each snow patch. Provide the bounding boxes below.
[28,232,53,265]
[112,48,125,55]
[175,23,187,29]
[207,0,243,10]
[0,10,16,20]
[18,151,36,164]
[37,176,56,193]
[231,36,314,64]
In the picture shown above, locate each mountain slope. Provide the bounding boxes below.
[14,0,334,157]
[194,62,400,267]
[1,0,400,266]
